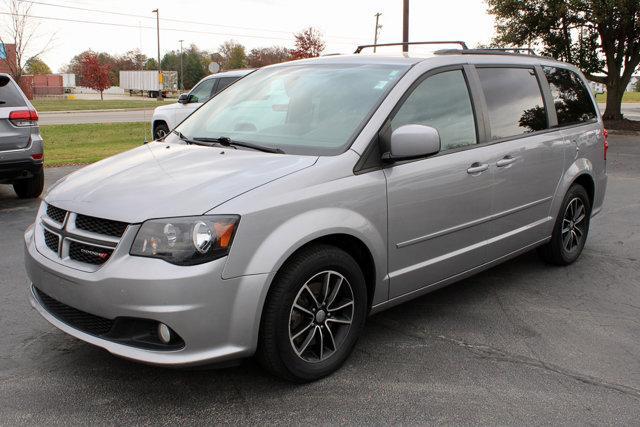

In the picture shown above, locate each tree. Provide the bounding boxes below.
[24,56,51,74]
[247,46,291,67]
[144,58,158,71]
[487,0,640,120]
[291,27,325,59]
[162,44,209,89]
[219,40,247,70]
[0,0,54,83]
[79,52,111,100]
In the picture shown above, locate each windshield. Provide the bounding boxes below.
[176,63,409,155]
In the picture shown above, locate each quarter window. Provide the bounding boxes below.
[543,66,597,126]
[391,70,477,151]
[477,67,548,139]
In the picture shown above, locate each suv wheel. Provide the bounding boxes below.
[153,122,170,140]
[13,169,44,199]
[538,184,591,265]
[257,244,367,382]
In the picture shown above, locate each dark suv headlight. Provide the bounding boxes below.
[130,215,239,265]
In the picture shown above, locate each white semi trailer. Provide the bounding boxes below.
[119,70,178,98]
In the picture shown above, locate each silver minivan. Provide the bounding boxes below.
[25,44,607,382]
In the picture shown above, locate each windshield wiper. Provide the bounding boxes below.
[171,129,208,146]
[193,136,284,154]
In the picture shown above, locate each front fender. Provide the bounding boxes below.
[223,207,388,304]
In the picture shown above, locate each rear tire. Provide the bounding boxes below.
[538,184,591,265]
[13,169,44,199]
[257,244,368,382]
[153,122,170,140]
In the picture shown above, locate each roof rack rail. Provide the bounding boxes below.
[435,48,540,57]
[354,41,468,54]
[478,47,536,55]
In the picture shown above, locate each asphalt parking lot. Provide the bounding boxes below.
[1,134,639,424]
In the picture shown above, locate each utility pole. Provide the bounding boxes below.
[402,0,409,53]
[178,39,184,91]
[373,13,382,53]
[152,9,162,100]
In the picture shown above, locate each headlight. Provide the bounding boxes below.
[130,215,239,265]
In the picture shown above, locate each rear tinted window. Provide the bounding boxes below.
[477,67,547,139]
[543,66,597,126]
[0,76,27,107]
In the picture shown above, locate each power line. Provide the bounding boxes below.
[0,11,358,46]
[16,0,366,42]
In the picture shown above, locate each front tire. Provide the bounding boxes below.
[153,122,170,140]
[257,244,368,382]
[13,169,44,199]
[538,184,591,265]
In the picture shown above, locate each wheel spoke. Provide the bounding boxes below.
[574,226,584,238]
[563,233,572,251]
[303,285,320,308]
[291,321,314,340]
[293,303,314,317]
[296,326,317,356]
[571,230,579,248]
[326,317,352,325]
[575,212,586,224]
[321,272,331,304]
[326,276,343,308]
[324,322,337,351]
[328,300,353,312]
[573,203,584,222]
[317,326,324,360]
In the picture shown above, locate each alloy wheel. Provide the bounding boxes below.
[562,197,587,252]
[288,270,354,363]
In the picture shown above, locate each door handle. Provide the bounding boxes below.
[467,162,489,174]
[496,156,517,167]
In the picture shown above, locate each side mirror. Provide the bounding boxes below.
[383,124,441,162]
[178,93,190,104]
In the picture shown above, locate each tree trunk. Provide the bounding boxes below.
[100,91,104,101]
[603,82,624,120]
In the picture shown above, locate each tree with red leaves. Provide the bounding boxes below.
[79,52,112,100]
[291,27,325,59]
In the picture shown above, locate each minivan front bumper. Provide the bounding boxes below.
[24,224,269,366]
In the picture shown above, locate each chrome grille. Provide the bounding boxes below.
[46,204,67,223]
[39,208,128,269]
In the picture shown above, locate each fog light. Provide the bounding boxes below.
[158,323,171,344]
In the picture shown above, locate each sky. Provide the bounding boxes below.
[1,0,496,73]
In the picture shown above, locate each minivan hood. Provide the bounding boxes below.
[46,142,317,223]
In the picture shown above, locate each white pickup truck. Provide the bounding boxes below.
[151,69,252,139]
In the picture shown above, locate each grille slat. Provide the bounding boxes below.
[34,287,114,336]
[69,241,113,265]
[43,229,59,253]
[76,214,128,238]
[46,204,67,223]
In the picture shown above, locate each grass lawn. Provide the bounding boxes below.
[41,122,149,166]
[32,99,161,112]
[595,92,640,103]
